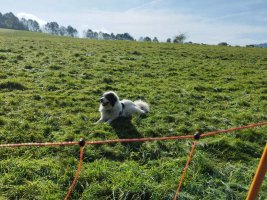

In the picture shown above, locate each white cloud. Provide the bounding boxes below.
[16,12,47,26]
[126,0,163,12]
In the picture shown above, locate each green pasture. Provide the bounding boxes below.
[0,28,266,199]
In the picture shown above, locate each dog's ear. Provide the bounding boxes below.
[105,92,118,107]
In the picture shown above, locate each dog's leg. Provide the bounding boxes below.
[134,107,147,122]
[135,107,146,115]
[106,115,119,124]
[95,118,104,124]
[95,112,107,124]
[96,116,117,124]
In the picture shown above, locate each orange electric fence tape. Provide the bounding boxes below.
[1,121,266,148]
[0,121,266,200]
[173,140,198,200]
[64,139,85,200]
[246,143,267,200]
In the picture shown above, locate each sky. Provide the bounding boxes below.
[1,0,267,45]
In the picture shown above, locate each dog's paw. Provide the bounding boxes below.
[107,119,113,124]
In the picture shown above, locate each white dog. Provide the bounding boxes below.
[96,91,149,124]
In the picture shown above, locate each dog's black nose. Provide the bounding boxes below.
[100,97,104,102]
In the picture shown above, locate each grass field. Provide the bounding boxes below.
[0,28,266,199]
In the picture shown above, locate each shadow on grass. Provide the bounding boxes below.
[111,117,143,150]
[111,117,141,138]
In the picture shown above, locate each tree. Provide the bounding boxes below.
[115,33,134,41]
[115,33,121,40]
[138,37,144,42]
[29,19,40,32]
[144,36,152,42]
[1,12,27,30]
[121,33,134,41]
[0,12,4,28]
[84,29,94,38]
[173,33,187,43]
[84,29,134,41]
[218,42,228,46]
[98,32,104,40]
[102,32,111,40]
[21,18,40,32]
[44,22,59,35]
[246,44,255,48]
[66,25,78,37]
[0,12,80,37]
[110,33,116,40]
[153,37,159,43]
[166,38,172,43]
[84,29,98,39]
[59,26,67,36]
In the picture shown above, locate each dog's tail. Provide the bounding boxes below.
[134,100,150,113]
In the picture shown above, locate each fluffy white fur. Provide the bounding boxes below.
[96,91,149,124]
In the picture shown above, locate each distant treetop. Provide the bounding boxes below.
[1,11,192,43]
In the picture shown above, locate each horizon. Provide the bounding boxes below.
[1,0,267,46]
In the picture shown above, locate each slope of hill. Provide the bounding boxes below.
[0,28,266,199]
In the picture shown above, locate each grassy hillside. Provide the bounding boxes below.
[0,28,266,199]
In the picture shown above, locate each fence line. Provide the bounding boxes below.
[1,121,266,148]
[200,121,267,138]
[0,121,266,199]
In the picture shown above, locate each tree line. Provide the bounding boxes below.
[0,11,187,43]
[83,29,135,41]
[0,12,78,37]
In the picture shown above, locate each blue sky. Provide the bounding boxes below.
[1,0,267,45]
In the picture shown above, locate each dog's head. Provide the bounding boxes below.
[100,91,119,107]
